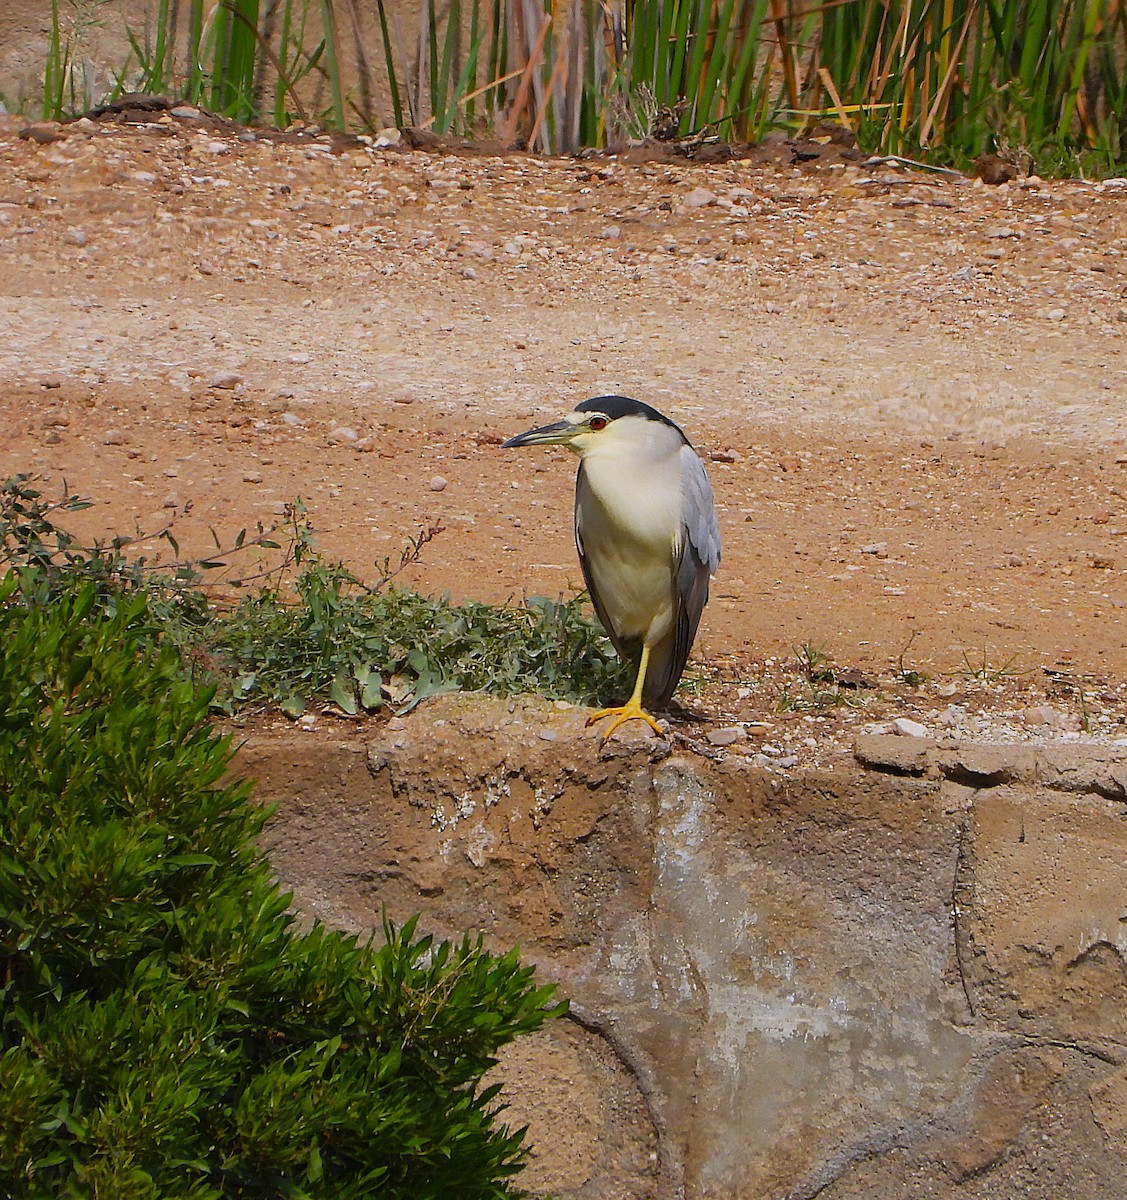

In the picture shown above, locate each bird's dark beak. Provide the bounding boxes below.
[501,419,577,448]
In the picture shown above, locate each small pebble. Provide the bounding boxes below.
[208,370,243,389]
[102,429,128,445]
[892,717,929,738]
[242,471,264,483]
[64,227,88,247]
[327,426,358,443]
[707,726,746,747]
[1023,705,1064,728]
[19,121,63,144]
[683,187,718,207]
[429,475,448,492]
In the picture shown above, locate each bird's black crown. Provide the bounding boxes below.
[576,395,686,438]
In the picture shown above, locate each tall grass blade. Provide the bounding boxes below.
[43,0,64,120]
[340,0,376,127]
[186,0,205,103]
[320,0,346,128]
[374,0,405,127]
[695,0,739,133]
[433,0,462,130]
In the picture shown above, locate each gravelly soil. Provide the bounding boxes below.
[3,110,1127,755]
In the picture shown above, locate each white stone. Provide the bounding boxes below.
[892,717,929,738]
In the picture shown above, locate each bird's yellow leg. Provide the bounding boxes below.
[586,644,666,739]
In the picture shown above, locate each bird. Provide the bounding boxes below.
[503,395,721,739]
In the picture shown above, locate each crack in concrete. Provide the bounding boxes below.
[563,1000,685,1199]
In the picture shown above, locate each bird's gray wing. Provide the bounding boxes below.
[574,461,640,668]
[648,446,721,706]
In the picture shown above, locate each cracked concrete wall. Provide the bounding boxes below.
[236,695,1127,1199]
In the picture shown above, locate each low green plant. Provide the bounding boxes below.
[953,646,1025,682]
[0,475,632,719]
[896,631,927,687]
[775,680,860,714]
[796,642,835,685]
[774,643,867,713]
[203,561,630,717]
[0,570,563,1197]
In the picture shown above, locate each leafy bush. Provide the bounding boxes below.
[204,561,630,717]
[0,475,631,718]
[0,571,563,1198]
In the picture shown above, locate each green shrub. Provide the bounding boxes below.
[203,559,631,717]
[0,571,562,1198]
[0,475,631,719]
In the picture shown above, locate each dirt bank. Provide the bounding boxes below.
[3,108,1127,747]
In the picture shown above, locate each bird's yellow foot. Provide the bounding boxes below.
[586,701,665,740]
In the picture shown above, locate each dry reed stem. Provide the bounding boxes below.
[817,64,852,131]
[499,9,552,144]
[918,5,973,147]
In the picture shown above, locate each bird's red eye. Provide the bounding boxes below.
[589,416,608,430]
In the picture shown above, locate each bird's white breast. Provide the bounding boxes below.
[577,419,685,641]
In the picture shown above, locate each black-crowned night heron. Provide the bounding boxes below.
[503,396,721,739]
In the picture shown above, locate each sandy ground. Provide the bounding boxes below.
[3,108,1127,751]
